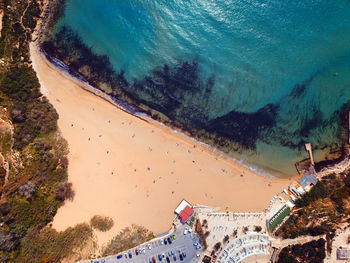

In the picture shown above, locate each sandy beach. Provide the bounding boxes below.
[30,43,295,247]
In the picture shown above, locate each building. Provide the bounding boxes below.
[288,182,306,196]
[298,174,317,192]
[337,247,350,260]
[174,199,194,224]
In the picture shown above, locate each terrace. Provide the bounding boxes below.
[216,234,270,263]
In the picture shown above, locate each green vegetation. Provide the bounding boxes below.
[102,225,154,257]
[18,223,94,263]
[268,205,291,233]
[277,238,326,263]
[276,172,350,239]
[90,215,114,232]
[294,180,329,208]
[0,0,82,261]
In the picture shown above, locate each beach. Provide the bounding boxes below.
[30,43,295,247]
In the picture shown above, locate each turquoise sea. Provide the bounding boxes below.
[53,0,350,176]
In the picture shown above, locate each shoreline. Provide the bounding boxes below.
[39,46,278,180]
[30,41,296,248]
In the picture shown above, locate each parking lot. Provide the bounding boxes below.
[83,226,201,263]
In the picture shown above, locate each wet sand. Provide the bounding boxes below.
[30,43,295,247]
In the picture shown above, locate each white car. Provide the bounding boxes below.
[148,244,152,250]
[160,239,164,245]
[196,254,200,258]
[184,229,188,235]
[188,229,192,233]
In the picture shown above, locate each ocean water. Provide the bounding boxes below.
[55,0,350,176]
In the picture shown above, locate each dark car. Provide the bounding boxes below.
[164,238,168,245]
[128,251,132,259]
[158,254,162,261]
[152,257,156,263]
[179,254,183,261]
[173,255,176,261]
[182,252,186,258]
[136,249,139,255]
[166,256,170,263]
[167,237,172,244]
[117,255,123,259]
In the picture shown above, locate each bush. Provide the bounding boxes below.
[90,215,114,232]
[254,226,262,232]
[214,242,221,251]
[102,224,154,257]
[55,182,75,201]
[18,182,36,198]
[223,235,229,243]
[19,223,93,263]
[0,230,16,251]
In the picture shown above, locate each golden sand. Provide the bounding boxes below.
[30,43,294,247]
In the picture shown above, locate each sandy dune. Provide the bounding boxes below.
[30,43,295,247]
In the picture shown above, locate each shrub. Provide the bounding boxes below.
[214,242,221,251]
[223,235,229,243]
[19,223,93,263]
[90,215,114,232]
[254,226,262,232]
[18,182,36,198]
[55,182,75,201]
[0,230,16,251]
[102,224,154,257]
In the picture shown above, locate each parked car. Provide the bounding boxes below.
[168,252,172,257]
[117,254,123,259]
[179,254,183,261]
[182,252,186,258]
[135,249,139,255]
[166,256,170,263]
[197,245,202,250]
[124,253,128,258]
[148,244,152,250]
[172,234,176,240]
[152,257,156,263]
[158,254,163,261]
[167,237,172,244]
[149,258,153,263]
[193,243,198,247]
[128,251,132,258]
[196,254,200,257]
[160,239,164,245]
[164,238,168,245]
[173,255,176,261]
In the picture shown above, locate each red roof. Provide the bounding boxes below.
[179,205,194,222]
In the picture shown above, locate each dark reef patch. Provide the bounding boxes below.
[206,104,278,149]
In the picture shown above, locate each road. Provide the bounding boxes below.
[80,225,201,263]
